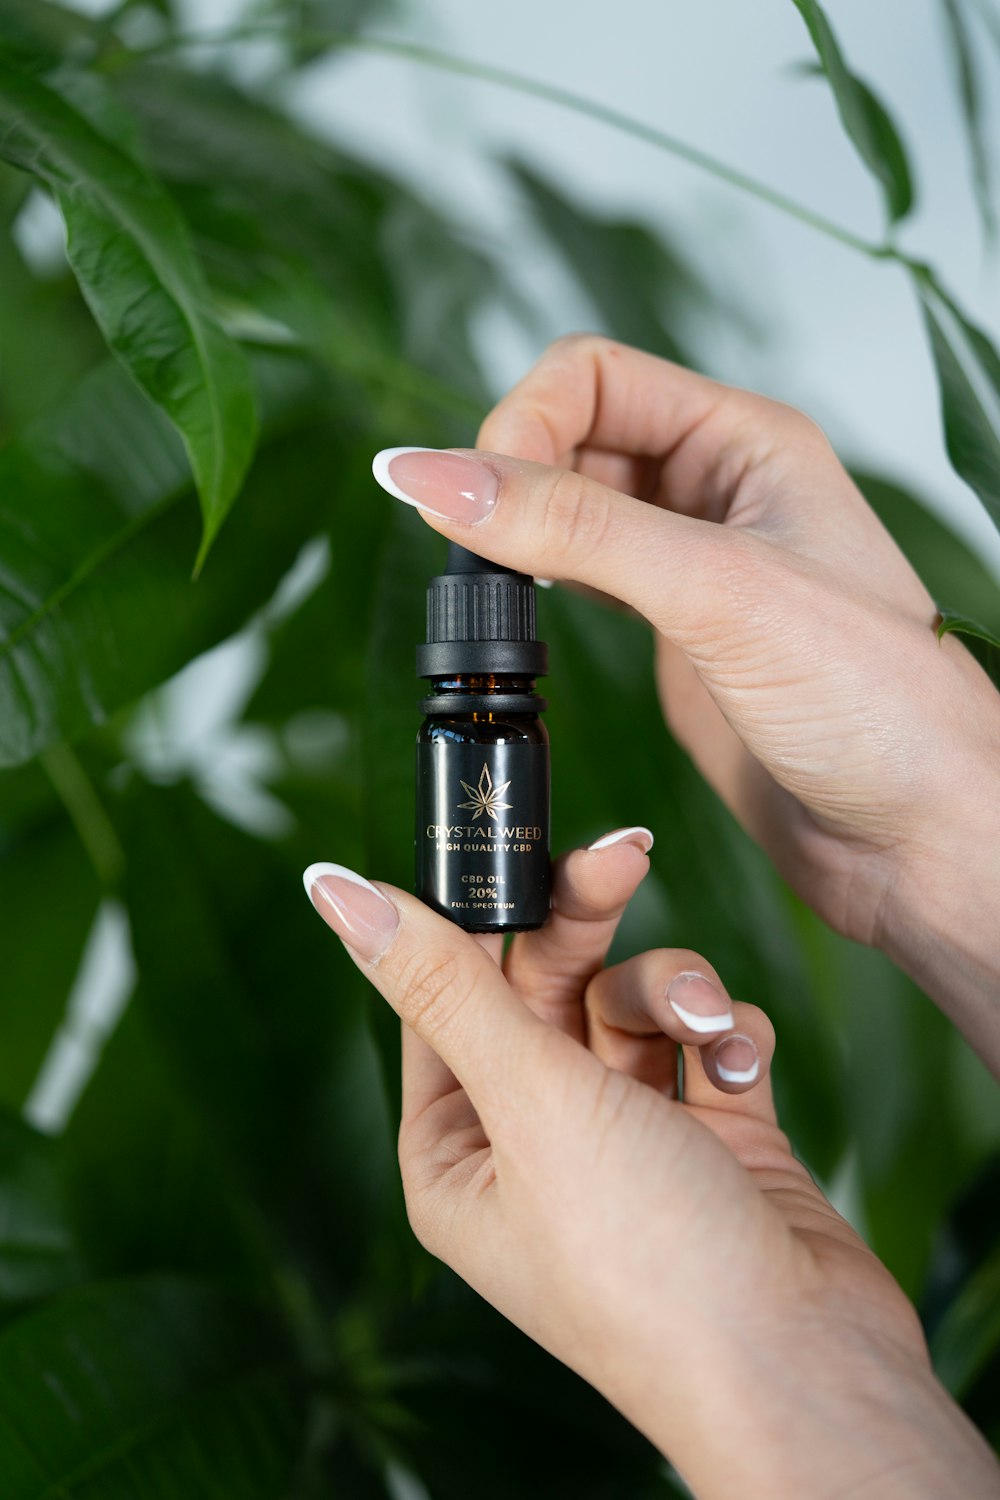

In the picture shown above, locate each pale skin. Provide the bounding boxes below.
[306,337,1000,1496]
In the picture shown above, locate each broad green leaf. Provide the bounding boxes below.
[0,813,99,1108]
[0,1276,305,1498]
[914,264,1000,535]
[0,1110,86,1316]
[0,60,258,567]
[116,783,395,1303]
[387,1277,687,1497]
[0,0,99,68]
[63,999,273,1288]
[790,0,914,223]
[855,471,1000,634]
[0,355,333,768]
[117,62,496,408]
[935,610,1000,650]
[940,0,996,242]
[0,167,103,437]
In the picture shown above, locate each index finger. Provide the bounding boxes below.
[476,335,813,525]
[303,862,574,1138]
[477,335,724,467]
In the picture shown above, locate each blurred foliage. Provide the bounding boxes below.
[0,0,998,1492]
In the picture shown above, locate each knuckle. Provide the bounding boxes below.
[539,466,616,567]
[401,1178,444,1255]
[547,330,609,362]
[393,946,475,1043]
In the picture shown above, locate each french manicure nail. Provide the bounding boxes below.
[587,825,655,854]
[666,971,734,1034]
[372,447,498,525]
[303,862,400,962]
[713,1033,760,1085]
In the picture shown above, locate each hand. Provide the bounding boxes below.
[302,837,999,1499]
[371,339,1000,1069]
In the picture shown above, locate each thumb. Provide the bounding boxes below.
[371,446,743,644]
[303,861,567,1135]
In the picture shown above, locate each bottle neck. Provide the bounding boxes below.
[421,673,546,717]
[432,674,536,695]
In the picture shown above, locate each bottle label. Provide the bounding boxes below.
[416,739,550,930]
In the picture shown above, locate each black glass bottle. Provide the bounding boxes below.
[415,546,550,932]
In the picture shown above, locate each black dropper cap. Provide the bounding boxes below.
[416,542,548,679]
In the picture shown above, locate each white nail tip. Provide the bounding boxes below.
[587,825,655,852]
[302,862,379,899]
[371,446,442,506]
[667,999,735,1035]
[715,1059,760,1085]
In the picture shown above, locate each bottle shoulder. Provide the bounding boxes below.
[418,716,549,747]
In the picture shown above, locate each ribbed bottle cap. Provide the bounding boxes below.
[416,543,548,678]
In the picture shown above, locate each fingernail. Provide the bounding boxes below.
[372,447,498,525]
[713,1033,759,1084]
[302,862,400,962]
[587,825,655,854]
[666,971,733,1034]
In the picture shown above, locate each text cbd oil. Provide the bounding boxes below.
[416,543,551,932]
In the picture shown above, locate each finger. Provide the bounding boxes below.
[477,334,726,476]
[475,333,809,522]
[586,948,737,1096]
[303,862,570,1142]
[503,826,654,1040]
[391,936,505,1133]
[683,1003,777,1124]
[372,443,749,648]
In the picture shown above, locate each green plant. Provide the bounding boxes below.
[0,0,999,1492]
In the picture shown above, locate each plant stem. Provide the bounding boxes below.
[41,744,125,889]
[127,27,891,261]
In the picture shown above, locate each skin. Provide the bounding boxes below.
[308,844,999,1498]
[310,339,1000,1494]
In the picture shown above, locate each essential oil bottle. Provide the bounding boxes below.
[416,542,550,932]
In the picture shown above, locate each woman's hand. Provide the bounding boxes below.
[303,837,999,1499]
[371,338,1000,1070]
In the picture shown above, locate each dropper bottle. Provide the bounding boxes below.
[416,542,550,932]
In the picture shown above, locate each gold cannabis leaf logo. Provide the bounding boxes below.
[458,762,512,821]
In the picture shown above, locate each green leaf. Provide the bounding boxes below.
[0,813,99,1109]
[940,0,996,243]
[855,471,1000,636]
[914,265,1000,535]
[0,59,258,567]
[790,0,914,223]
[116,783,395,1303]
[0,1276,305,1498]
[0,355,334,768]
[936,610,1000,684]
[935,610,1000,650]
[0,0,100,69]
[116,62,496,411]
[62,1000,273,1289]
[0,1110,87,1317]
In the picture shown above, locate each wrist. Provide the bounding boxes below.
[877,745,1000,1073]
[627,1316,999,1499]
